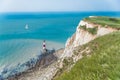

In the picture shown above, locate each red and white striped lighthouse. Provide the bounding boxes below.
[42,40,46,51]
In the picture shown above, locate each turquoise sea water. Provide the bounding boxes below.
[0,12,120,78]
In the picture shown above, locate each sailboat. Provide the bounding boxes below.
[25,24,29,30]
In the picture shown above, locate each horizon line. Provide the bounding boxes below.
[0,11,120,14]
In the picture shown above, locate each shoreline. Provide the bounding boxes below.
[6,48,64,80]
[0,39,64,80]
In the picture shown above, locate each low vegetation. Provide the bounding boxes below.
[55,31,120,80]
[54,58,74,79]
[84,16,120,29]
[80,25,98,35]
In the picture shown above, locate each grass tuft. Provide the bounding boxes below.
[80,25,98,35]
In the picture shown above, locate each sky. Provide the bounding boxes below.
[0,0,120,12]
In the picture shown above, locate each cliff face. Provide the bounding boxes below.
[62,20,117,58]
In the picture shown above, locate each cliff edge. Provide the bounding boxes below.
[62,16,118,58]
[54,16,120,80]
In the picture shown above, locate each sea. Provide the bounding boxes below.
[0,12,120,78]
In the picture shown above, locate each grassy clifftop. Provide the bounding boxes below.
[84,16,120,29]
[55,31,120,80]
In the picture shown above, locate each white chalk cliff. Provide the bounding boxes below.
[62,20,117,58]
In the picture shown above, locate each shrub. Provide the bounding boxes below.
[80,25,98,35]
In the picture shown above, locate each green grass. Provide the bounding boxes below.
[80,25,98,35]
[55,31,120,80]
[84,16,120,29]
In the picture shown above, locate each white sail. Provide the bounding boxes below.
[25,24,29,30]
